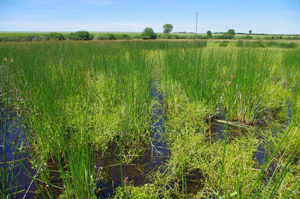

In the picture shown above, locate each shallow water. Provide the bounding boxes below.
[1,97,292,198]
[95,82,170,198]
[151,82,170,164]
[210,120,269,166]
[0,83,171,198]
[0,111,36,199]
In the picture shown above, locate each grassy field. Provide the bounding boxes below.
[0,40,299,198]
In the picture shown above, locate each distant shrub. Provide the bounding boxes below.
[172,34,179,39]
[49,32,65,40]
[68,31,93,40]
[105,33,116,40]
[191,35,207,39]
[279,42,297,48]
[30,36,40,41]
[195,40,207,48]
[236,40,244,47]
[243,41,297,48]
[215,41,221,43]
[219,42,228,47]
[118,34,130,40]
[94,35,105,40]
[265,35,283,40]
[284,36,300,40]
[179,35,188,39]
[26,36,36,42]
[266,41,279,47]
[41,35,50,41]
[0,35,43,42]
[245,41,265,48]
[215,34,233,39]
[157,34,163,39]
[164,34,171,39]
[243,35,253,39]
[223,41,229,43]
[0,37,17,42]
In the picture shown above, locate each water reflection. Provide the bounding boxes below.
[0,111,36,199]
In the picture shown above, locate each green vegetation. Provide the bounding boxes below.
[0,40,299,198]
[207,30,212,38]
[67,30,94,40]
[49,32,65,40]
[227,29,236,38]
[236,41,298,48]
[141,27,157,40]
[163,23,174,34]
[1,30,300,42]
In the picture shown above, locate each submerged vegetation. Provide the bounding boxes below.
[0,40,299,198]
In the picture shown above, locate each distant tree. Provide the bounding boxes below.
[69,31,93,40]
[249,30,252,35]
[206,30,212,38]
[227,29,236,39]
[141,27,157,40]
[163,23,173,34]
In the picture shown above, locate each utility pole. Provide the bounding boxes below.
[195,10,198,39]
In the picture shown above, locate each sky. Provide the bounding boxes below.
[0,0,299,34]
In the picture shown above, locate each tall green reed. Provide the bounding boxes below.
[281,48,300,124]
[0,56,46,198]
[1,41,154,197]
[159,44,299,198]
[222,48,271,124]
[164,47,273,124]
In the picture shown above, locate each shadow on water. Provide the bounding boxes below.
[209,101,293,182]
[210,119,275,166]
[95,82,170,198]
[0,110,36,199]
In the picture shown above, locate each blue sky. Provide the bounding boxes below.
[1,0,299,34]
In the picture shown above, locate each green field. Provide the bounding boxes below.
[1,40,299,198]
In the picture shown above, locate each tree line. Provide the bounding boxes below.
[1,24,299,42]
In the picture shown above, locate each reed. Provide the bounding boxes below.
[159,45,299,198]
[1,41,155,197]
